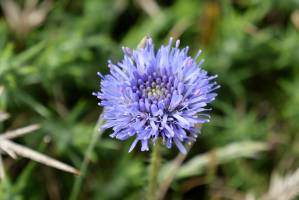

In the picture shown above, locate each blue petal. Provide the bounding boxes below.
[169,93,183,110]
[173,113,190,129]
[141,140,149,151]
[129,138,139,152]
[174,137,187,154]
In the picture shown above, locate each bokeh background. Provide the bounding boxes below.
[1,0,299,199]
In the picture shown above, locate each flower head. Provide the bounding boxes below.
[93,38,219,154]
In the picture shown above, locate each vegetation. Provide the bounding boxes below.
[1,0,299,199]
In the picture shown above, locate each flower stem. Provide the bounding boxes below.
[69,117,104,200]
[147,140,161,200]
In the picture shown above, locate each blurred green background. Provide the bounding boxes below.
[1,0,299,199]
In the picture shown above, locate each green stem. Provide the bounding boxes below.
[69,117,104,200]
[147,141,161,200]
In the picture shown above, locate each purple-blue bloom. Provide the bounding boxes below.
[93,38,219,154]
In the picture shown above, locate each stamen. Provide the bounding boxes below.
[132,74,181,113]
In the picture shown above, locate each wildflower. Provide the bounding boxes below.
[93,38,219,154]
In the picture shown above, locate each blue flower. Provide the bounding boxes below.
[93,38,219,154]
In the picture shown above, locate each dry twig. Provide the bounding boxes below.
[0,138,79,175]
[0,124,79,180]
[0,0,52,39]
[261,167,299,200]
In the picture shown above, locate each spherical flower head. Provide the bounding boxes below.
[93,38,219,154]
